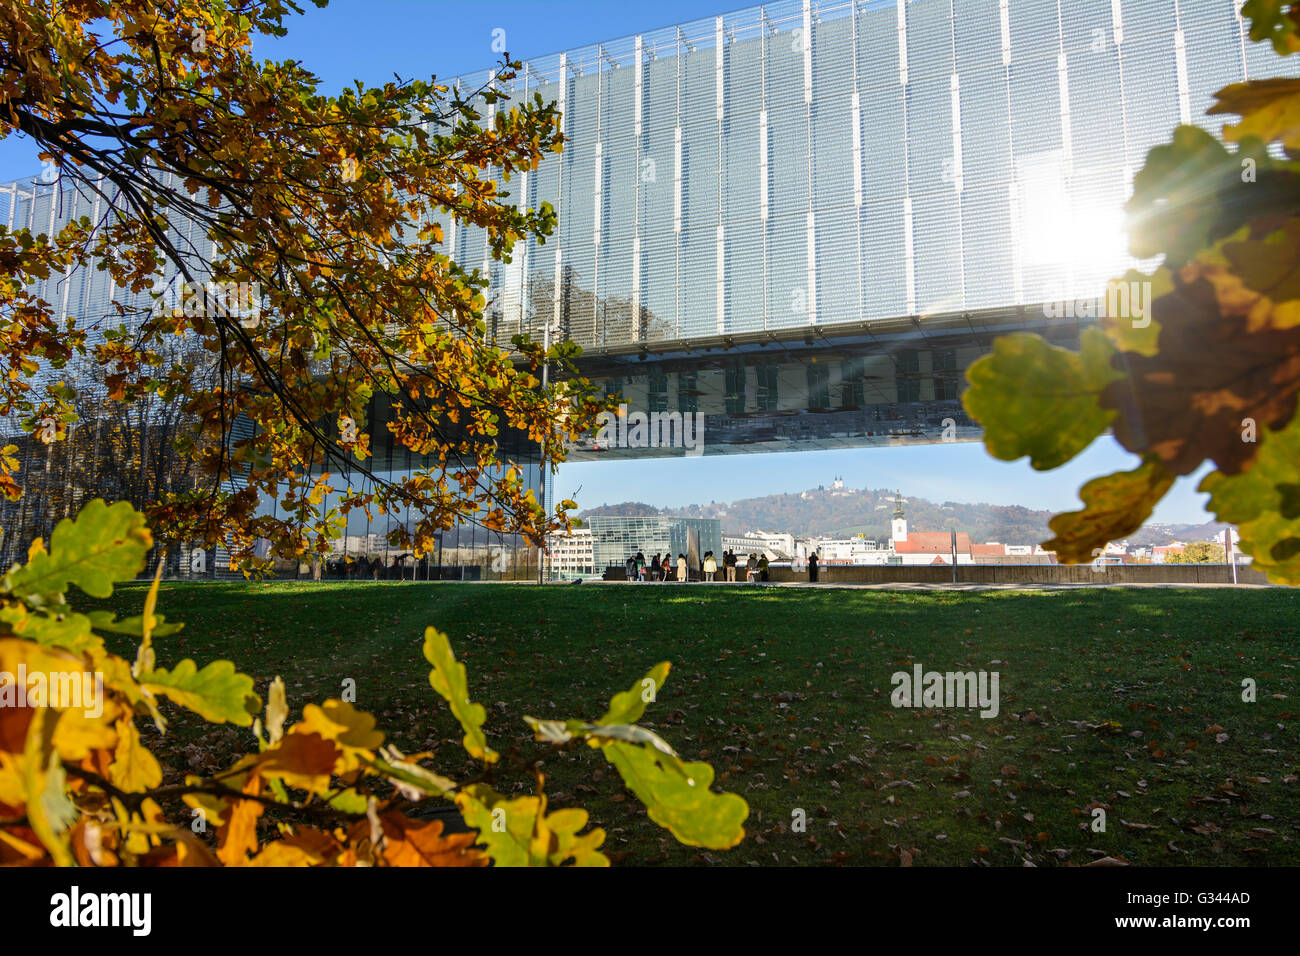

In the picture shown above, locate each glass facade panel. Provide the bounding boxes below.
[587,515,722,575]
[454,0,1300,345]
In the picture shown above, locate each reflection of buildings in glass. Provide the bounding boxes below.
[584,515,722,578]
[168,397,550,580]
[302,396,548,580]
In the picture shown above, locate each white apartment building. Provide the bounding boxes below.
[722,534,773,558]
[750,530,796,558]
[809,535,893,565]
[546,527,595,579]
[725,530,796,560]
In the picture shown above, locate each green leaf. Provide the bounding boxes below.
[1202,413,1300,583]
[1043,459,1177,563]
[422,626,497,763]
[326,788,369,815]
[139,659,259,725]
[1126,125,1289,266]
[963,329,1120,470]
[526,661,746,850]
[456,785,543,866]
[602,742,748,850]
[0,606,105,656]
[600,662,670,725]
[86,610,184,639]
[364,748,456,798]
[1221,218,1300,318]
[1241,0,1300,55]
[456,783,608,867]
[542,806,609,867]
[23,707,76,866]
[3,499,151,602]
[1100,268,1171,356]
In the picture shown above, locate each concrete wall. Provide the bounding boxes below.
[765,564,1274,586]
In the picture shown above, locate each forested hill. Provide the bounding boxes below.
[579,487,1054,543]
[577,487,1227,546]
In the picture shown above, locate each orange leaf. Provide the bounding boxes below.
[367,812,487,868]
[216,773,264,866]
[258,731,340,793]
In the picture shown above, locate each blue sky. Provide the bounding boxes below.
[0,1,1218,525]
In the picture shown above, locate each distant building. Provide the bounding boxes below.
[750,531,796,558]
[892,531,974,565]
[586,515,722,576]
[1153,542,1187,564]
[977,541,1056,565]
[885,493,973,565]
[812,493,1057,567]
[546,527,595,579]
[828,476,856,496]
[723,533,773,558]
[813,535,891,565]
[737,490,1064,569]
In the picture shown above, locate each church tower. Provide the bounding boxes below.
[891,490,907,543]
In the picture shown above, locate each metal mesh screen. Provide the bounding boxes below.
[460,0,1300,351]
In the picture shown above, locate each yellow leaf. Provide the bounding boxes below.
[289,700,383,772]
[265,675,287,745]
[247,840,323,867]
[1211,77,1300,151]
[216,775,264,866]
[109,718,162,792]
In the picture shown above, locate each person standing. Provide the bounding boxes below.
[650,553,661,582]
[703,551,717,582]
[758,553,769,582]
[808,550,819,583]
[745,552,758,583]
[677,553,688,583]
[725,549,737,582]
[635,550,646,582]
[625,554,636,581]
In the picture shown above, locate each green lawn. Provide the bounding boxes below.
[87,581,1300,866]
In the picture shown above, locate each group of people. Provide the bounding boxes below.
[708,549,771,582]
[319,554,422,581]
[624,548,771,583]
[624,551,683,582]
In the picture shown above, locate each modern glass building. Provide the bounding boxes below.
[440,0,1300,458]
[452,0,1295,348]
[586,515,723,576]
